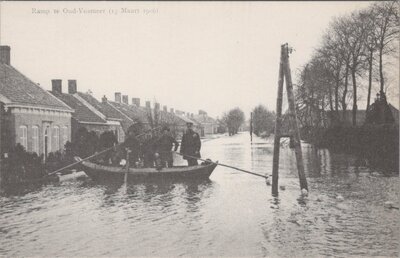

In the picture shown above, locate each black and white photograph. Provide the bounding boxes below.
[0,1,399,257]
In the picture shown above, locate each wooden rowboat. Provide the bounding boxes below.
[76,158,218,183]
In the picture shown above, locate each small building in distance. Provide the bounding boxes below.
[193,110,218,136]
[0,46,73,159]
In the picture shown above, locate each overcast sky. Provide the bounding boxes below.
[1,1,380,118]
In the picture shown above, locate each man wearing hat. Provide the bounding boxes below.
[180,122,201,166]
[122,129,140,167]
[154,126,179,168]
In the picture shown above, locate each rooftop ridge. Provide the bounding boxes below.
[8,64,72,111]
[73,92,108,120]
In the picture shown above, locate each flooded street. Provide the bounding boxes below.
[1,133,399,257]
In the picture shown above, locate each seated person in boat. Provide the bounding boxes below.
[180,122,201,166]
[154,126,179,168]
[121,129,140,167]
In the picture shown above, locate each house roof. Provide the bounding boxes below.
[388,104,399,125]
[76,92,122,121]
[176,115,199,125]
[158,110,182,125]
[388,104,399,113]
[0,63,72,111]
[193,114,217,124]
[108,101,149,123]
[50,91,106,124]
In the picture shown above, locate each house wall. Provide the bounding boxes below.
[203,123,214,135]
[0,103,10,155]
[9,107,71,155]
[201,123,219,135]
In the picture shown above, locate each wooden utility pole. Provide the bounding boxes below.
[272,44,308,196]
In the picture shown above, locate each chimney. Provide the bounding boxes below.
[0,46,11,65]
[115,92,121,103]
[191,113,194,118]
[145,101,151,109]
[51,79,62,93]
[163,105,167,112]
[122,95,129,105]
[102,95,107,103]
[170,108,174,113]
[132,98,140,107]
[68,80,77,94]
[154,103,160,111]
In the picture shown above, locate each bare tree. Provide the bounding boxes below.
[348,11,369,126]
[330,16,353,122]
[295,1,399,128]
[361,7,379,111]
[371,1,399,95]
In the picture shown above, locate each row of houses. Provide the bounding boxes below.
[0,46,220,159]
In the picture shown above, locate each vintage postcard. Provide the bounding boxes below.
[0,1,398,257]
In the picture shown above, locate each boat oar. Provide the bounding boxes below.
[174,152,269,179]
[47,146,119,177]
[47,126,162,177]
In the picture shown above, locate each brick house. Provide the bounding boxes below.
[0,46,73,159]
[193,110,218,136]
[50,80,125,142]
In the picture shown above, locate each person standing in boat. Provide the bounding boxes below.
[99,131,118,165]
[122,129,140,167]
[154,126,179,168]
[142,132,156,168]
[180,122,201,166]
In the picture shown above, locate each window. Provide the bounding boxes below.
[32,126,39,154]
[19,126,28,150]
[62,126,68,147]
[44,125,51,155]
[53,126,60,151]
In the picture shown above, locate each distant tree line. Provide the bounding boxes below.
[295,1,399,128]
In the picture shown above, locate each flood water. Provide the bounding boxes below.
[1,133,399,257]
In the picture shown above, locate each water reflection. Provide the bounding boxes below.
[0,133,398,257]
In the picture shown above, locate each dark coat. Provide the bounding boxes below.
[180,129,201,159]
[155,134,179,153]
[99,131,118,149]
[122,135,140,162]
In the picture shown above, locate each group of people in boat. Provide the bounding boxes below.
[99,122,201,168]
